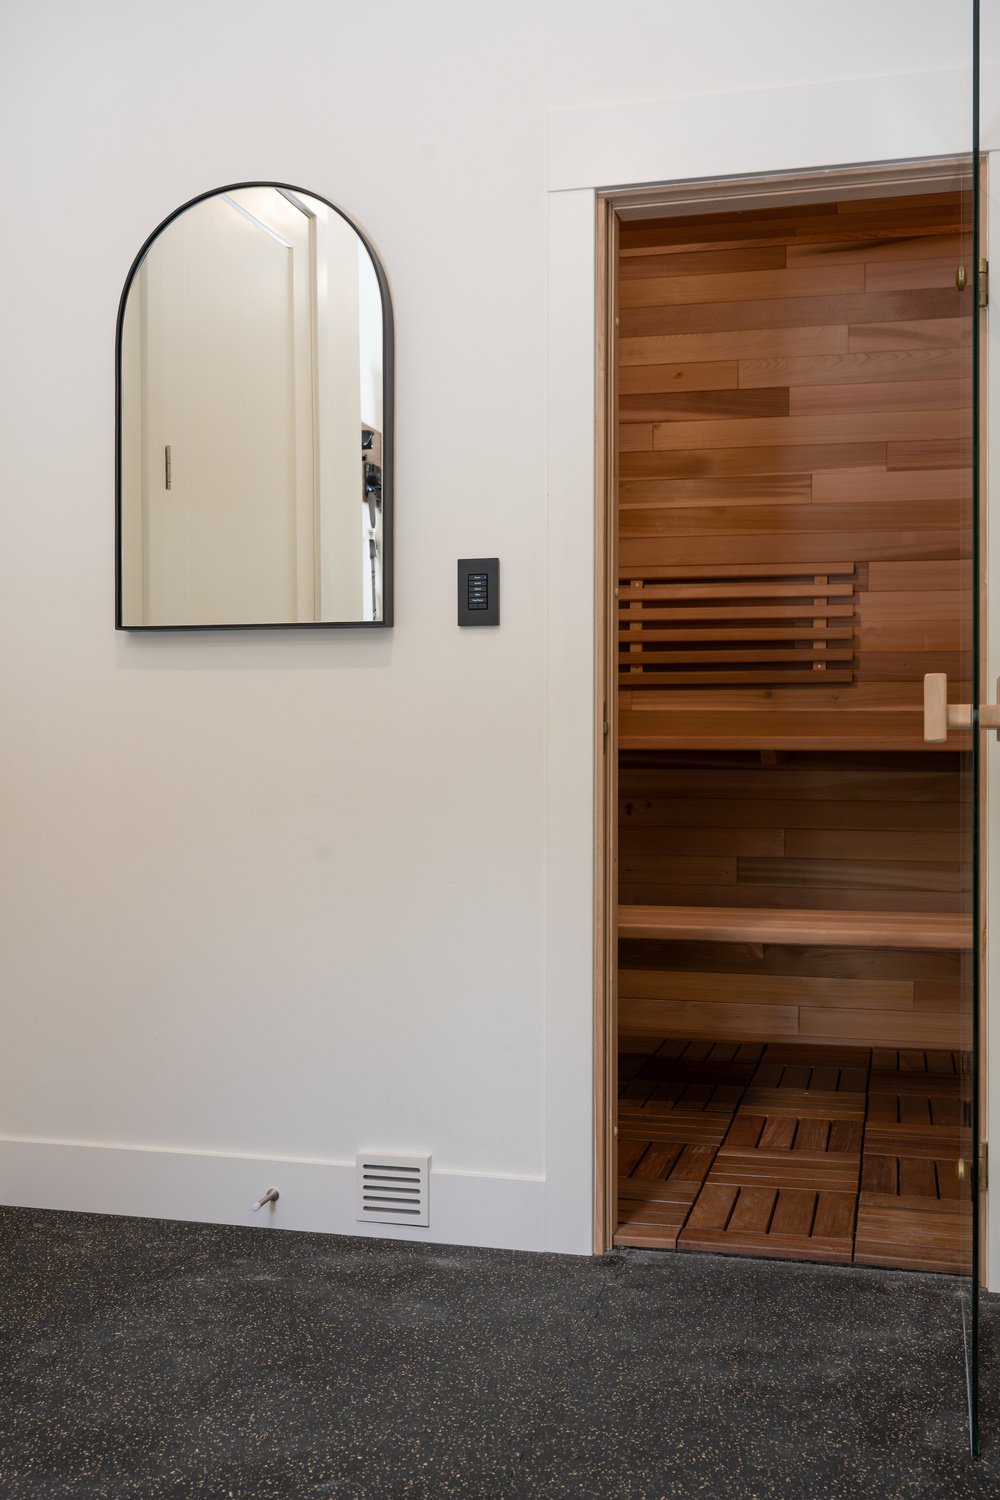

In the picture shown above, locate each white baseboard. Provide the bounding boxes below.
[0,1137,547,1253]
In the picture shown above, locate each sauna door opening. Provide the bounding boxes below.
[597,162,983,1284]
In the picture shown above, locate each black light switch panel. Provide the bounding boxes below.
[457,558,499,626]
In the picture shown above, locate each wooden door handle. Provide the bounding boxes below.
[923,672,1000,742]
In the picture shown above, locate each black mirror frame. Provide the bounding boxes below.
[114,181,394,631]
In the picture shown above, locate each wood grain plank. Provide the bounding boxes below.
[620,444,885,481]
[620,388,790,423]
[619,883,962,915]
[864,257,960,292]
[617,968,913,1009]
[782,828,961,862]
[739,348,966,388]
[887,439,968,470]
[621,826,784,856]
[620,289,961,340]
[620,264,864,309]
[800,1011,961,1047]
[617,905,971,949]
[619,795,959,832]
[847,318,970,352]
[786,233,964,268]
[812,467,970,502]
[619,423,652,451]
[650,409,963,451]
[621,246,787,280]
[789,378,968,415]
[618,998,800,1041]
[619,360,739,393]
[620,475,813,507]
[617,530,962,567]
[620,326,849,367]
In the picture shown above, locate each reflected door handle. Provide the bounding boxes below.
[923,673,1000,742]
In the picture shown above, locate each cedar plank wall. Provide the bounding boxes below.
[617,192,973,750]
[618,751,965,1050]
[616,193,970,1052]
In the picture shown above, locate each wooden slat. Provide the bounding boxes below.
[739,348,966,388]
[648,409,963,451]
[617,601,855,619]
[619,796,960,831]
[620,445,885,480]
[620,580,854,600]
[887,439,968,470]
[786,233,964,268]
[847,318,969,352]
[618,532,963,568]
[619,325,849,366]
[736,857,961,894]
[800,1012,962,1047]
[618,561,855,580]
[617,904,972,949]
[622,670,857,688]
[619,360,739,394]
[620,476,813,507]
[789,378,967,416]
[621,387,790,422]
[619,263,864,309]
[619,423,652,451]
[618,969,914,1009]
[621,246,787,280]
[620,500,950,537]
[619,998,800,1042]
[782,828,960,862]
[867,561,967,591]
[619,288,961,340]
[812,468,971,503]
[864,257,959,292]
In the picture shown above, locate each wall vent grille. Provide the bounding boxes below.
[355,1152,430,1227]
[618,563,859,688]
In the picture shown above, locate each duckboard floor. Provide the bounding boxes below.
[615,1039,970,1274]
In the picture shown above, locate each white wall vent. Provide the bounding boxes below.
[355,1152,430,1227]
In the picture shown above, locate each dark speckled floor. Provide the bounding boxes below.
[0,1208,997,1497]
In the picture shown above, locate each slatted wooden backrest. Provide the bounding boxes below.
[619,563,858,688]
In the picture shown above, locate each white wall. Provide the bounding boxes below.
[0,0,987,1254]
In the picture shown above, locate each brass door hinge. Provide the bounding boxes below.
[956,261,989,306]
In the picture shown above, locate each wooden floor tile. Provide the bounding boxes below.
[739,1087,866,1120]
[679,1185,855,1264]
[617,1107,731,1149]
[615,1036,969,1273]
[854,1199,971,1274]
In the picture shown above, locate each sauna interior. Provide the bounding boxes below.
[614,178,976,1274]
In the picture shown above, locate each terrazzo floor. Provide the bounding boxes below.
[0,1206,998,1498]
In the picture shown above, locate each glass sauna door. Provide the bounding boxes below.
[916,2,983,1452]
[950,0,982,1452]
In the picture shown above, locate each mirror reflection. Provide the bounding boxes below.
[117,185,391,628]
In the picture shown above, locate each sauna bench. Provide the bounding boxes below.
[617,905,973,951]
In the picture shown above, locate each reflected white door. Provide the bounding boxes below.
[140,190,315,625]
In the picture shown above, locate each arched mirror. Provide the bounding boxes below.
[116,183,393,629]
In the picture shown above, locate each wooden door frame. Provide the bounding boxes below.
[592,154,987,1259]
